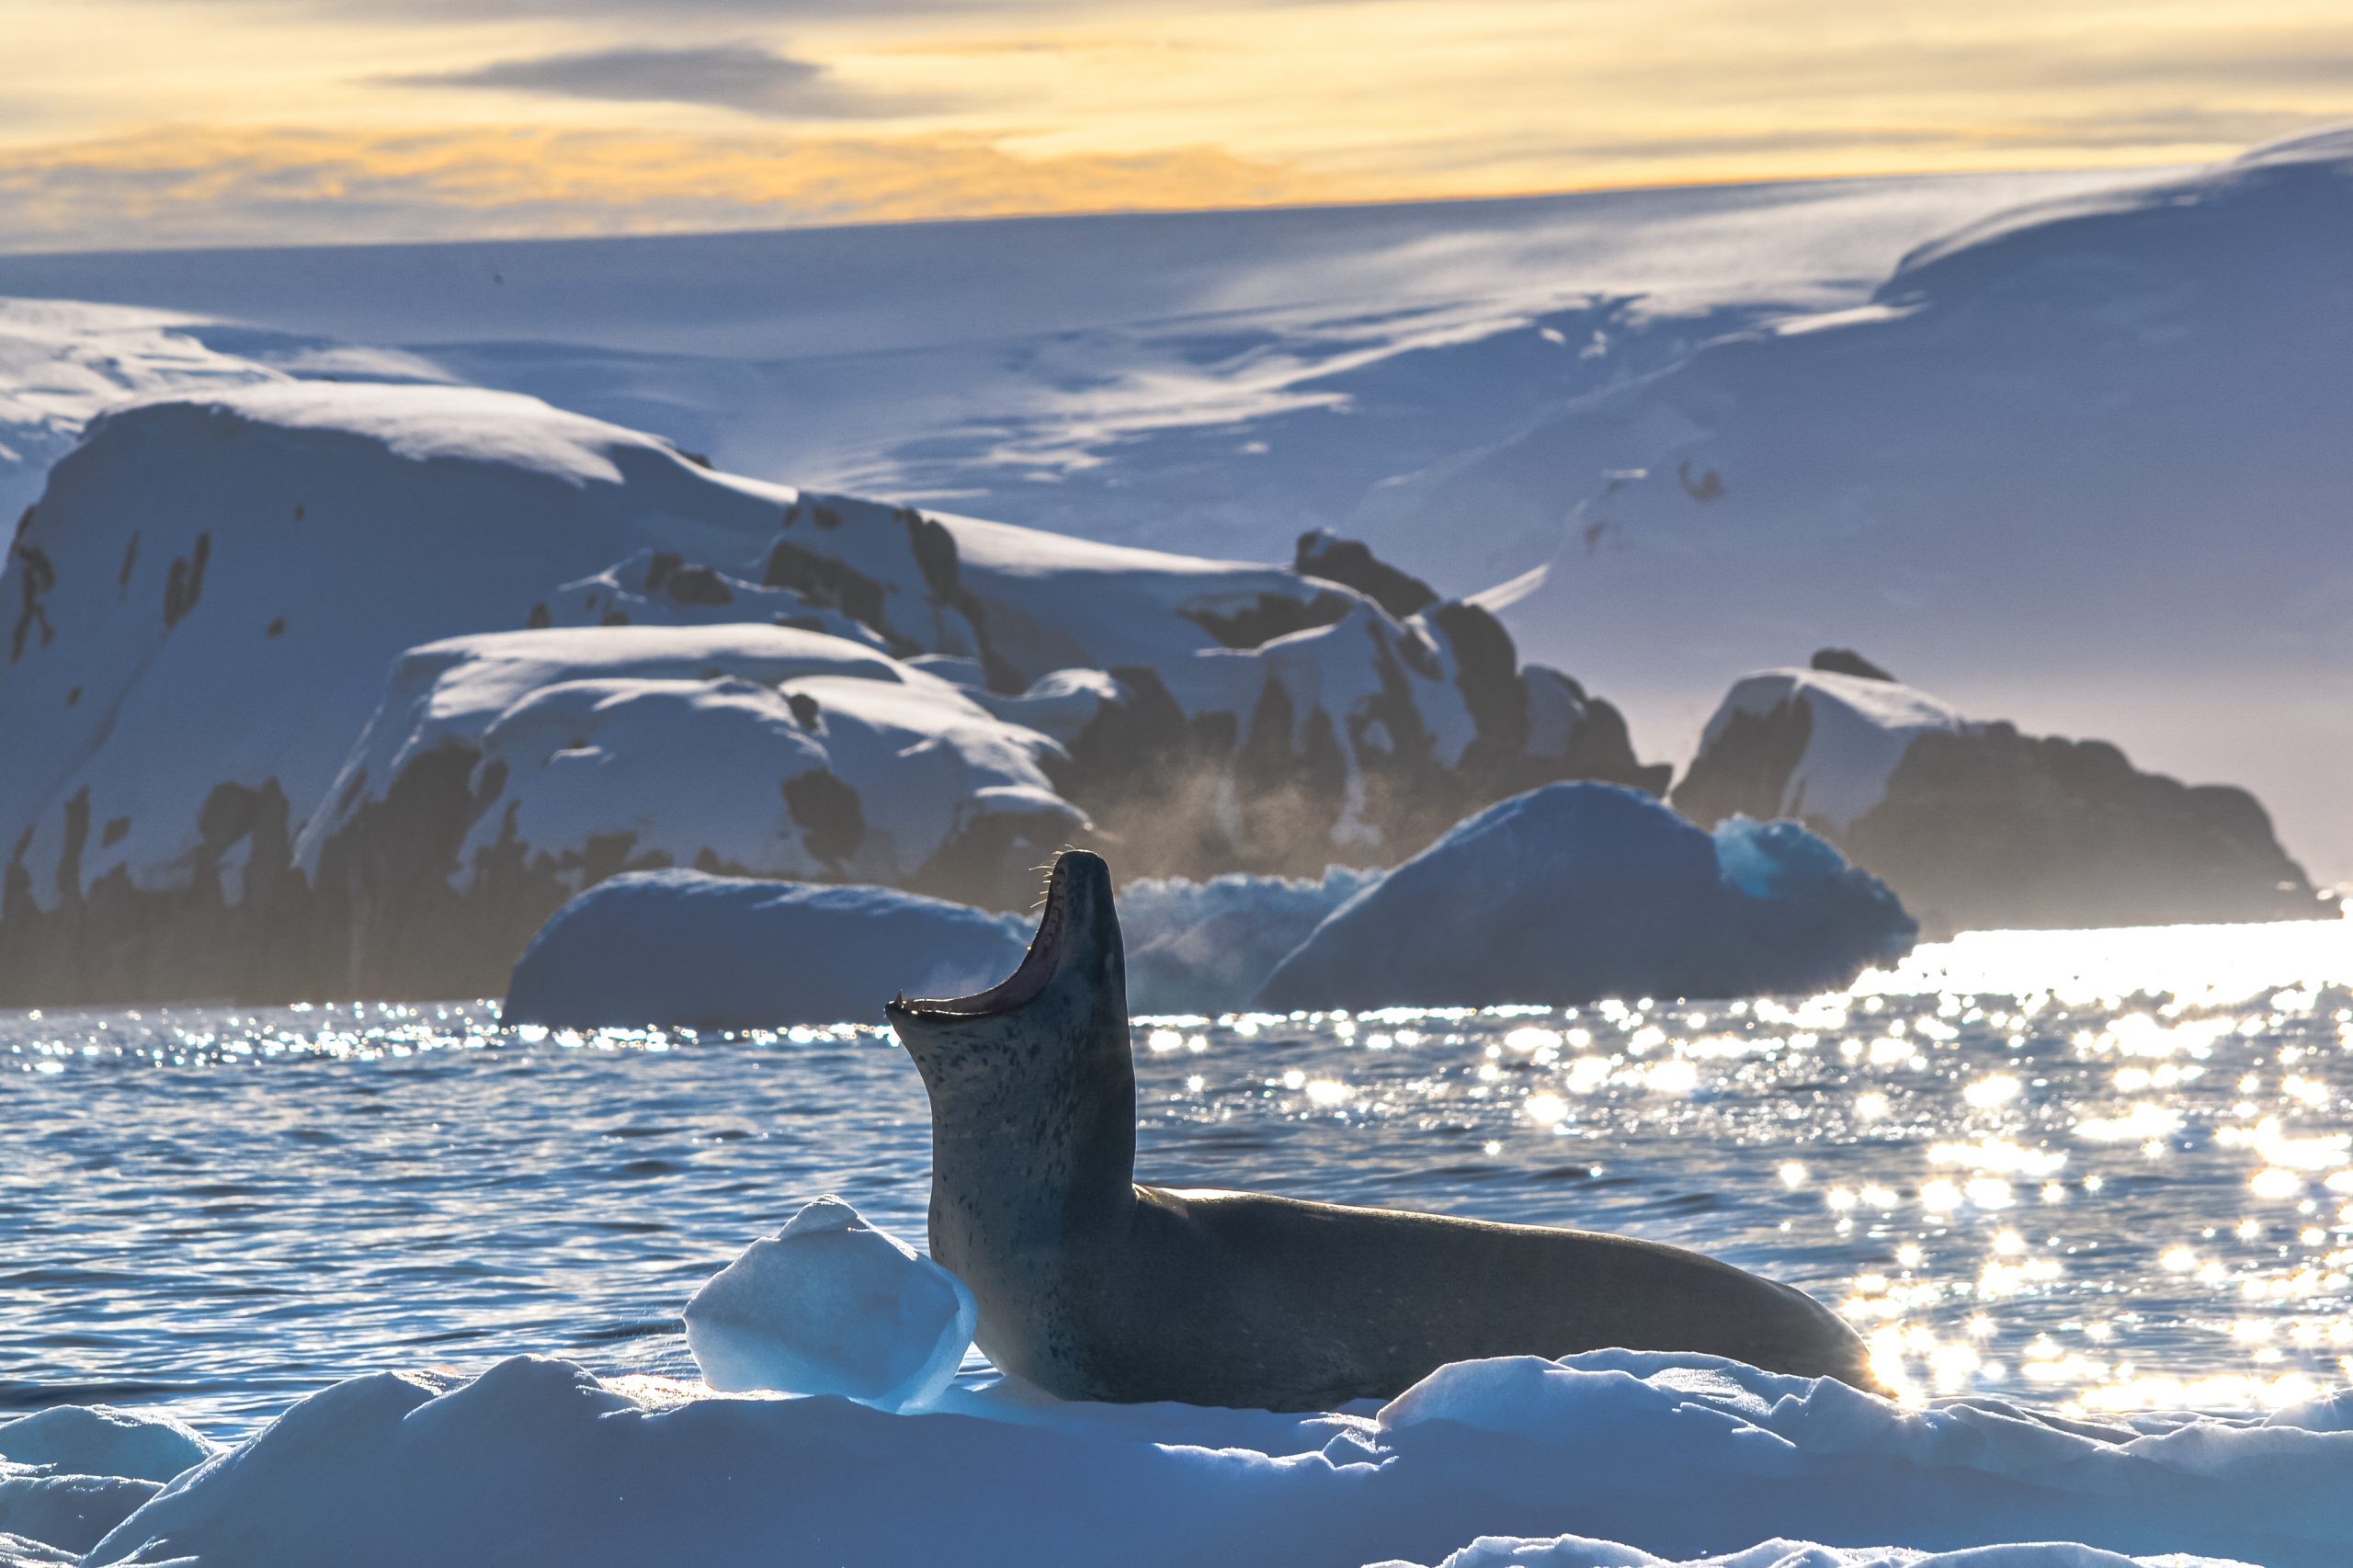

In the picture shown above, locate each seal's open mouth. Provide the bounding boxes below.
[889,855,1073,1020]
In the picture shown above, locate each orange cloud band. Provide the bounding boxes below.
[0,123,1347,251]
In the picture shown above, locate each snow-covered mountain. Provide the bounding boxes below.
[1446,130,2353,888]
[0,143,2335,889]
[1674,660,2327,937]
[0,382,1654,1004]
[0,300,291,529]
[0,168,2125,573]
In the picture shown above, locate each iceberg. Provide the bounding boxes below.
[1256,783,1914,1009]
[504,870,1027,1030]
[682,1199,975,1413]
[1119,867,1380,1014]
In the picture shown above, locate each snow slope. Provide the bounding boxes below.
[0,169,2131,573]
[1434,131,2353,885]
[55,1350,2353,1567]
[0,301,288,529]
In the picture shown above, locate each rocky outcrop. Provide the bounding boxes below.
[1673,667,2329,936]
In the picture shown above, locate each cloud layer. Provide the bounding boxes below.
[7,0,2353,250]
[0,125,1334,252]
[383,45,928,119]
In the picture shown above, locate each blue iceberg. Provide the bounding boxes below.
[1256,784,1915,1010]
[503,870,1028,1030]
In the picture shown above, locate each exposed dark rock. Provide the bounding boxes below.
[11,541,56,661]
[118,532,138,597]
[600,608,630,627]
[0,777,311,1006]
[665,565,732,608]
[898,507,960,602]
[1179,590,1354,650]
[1843,725,2323,934]
[781,770,866,865]
[1557,696,1671,797]
[1672,698,1813,829]
[1675,677,2325,935]
[305,741,594,1001]
[161,532,211,631]
[764,540,888,631]
[640,550,733,608]
[1294,529,1438,618]
[57,788,90,906]
[1812,648,1895,682]
[64,686,80,706]
[1041,604,1666,885]
[786,692,822,731]
[527,602,552,630]
[266,617,286,639]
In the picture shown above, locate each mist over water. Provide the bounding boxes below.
[5,918,2348,1441]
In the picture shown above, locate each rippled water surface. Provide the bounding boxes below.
[6,919,2351,1440]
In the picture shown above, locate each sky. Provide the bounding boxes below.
[8,0,2353,250]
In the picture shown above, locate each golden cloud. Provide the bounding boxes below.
[0,123,1350,250]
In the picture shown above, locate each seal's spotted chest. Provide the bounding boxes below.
[888,850,1879,1410]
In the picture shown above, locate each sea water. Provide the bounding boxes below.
[4,919,2347,1440]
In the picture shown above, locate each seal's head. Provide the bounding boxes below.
[885,849,1130,1103]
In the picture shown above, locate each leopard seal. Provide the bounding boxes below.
[885,849,1878,1410]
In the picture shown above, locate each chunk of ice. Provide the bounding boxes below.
[683,1198,974,1413]
[0,1405,215,1485]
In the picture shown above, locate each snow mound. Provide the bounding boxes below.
[0,1530,79,1567]
[1380,1540,2239,1567]
[77,1350,2353,1567]
[0,1472,161,1561]
[292,624,1079,998]
[0,1406,215,1485]
[504,870,1027,1029]
[1674,667,2328,935]
[683,1198,976,1412]
[1257,784,1914,1009]
[1120,867,1380,1014]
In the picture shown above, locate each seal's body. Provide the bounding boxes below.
[887,851,1877,1410]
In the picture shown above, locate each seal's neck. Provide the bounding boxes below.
[925,1009,1136,1256]
[887,851,1140,1275]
